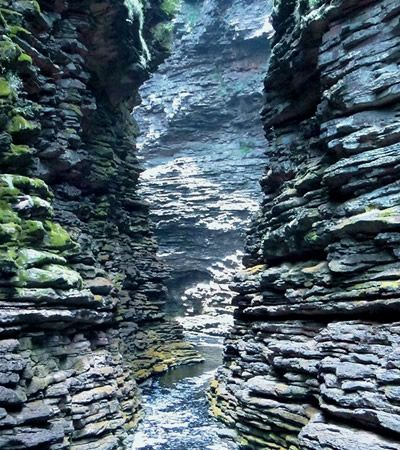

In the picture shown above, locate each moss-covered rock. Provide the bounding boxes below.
[42,220,78,254]
[0,247,19,274]
[0,174,52,199]
[0,78,12,97]
[0,201,20,224]
[0,143,34,166]
[17,51,32,64]
[7,114,40,139]
[0,38,21,64]
[161,0,181,16]
[0,222,21,243]
[16,264,83,289]
[152,22,174,49]
[20,219,46,242]
[17,248,66,268]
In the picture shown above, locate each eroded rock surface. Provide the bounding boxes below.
[211,0,400,448]
[136,0,273,334]
[0,1,200,448]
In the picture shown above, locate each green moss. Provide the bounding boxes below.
[17,248,66,268]
[152,22,174,49]
[43,221,73,250]
[17,264,83,289]
[1,144,34,165]
[161,0,181,16]
[17,52,32,64]
[8,25,31,37]
[0,78,12,97]
[10,143,32,155]
[65,103,82,117]
[7,115,40,135]
[0,8,23,18]
[31,0,41,13]
[0,186,21,199]
[304,230,319,243]
[21,220,45,242]
[0,39,20,64]
[94,199,111,219]
[380,280,400,289]
[0,201,20,224]
[379,208,398,219]
[0,222,21,243]
[0,248,18,274]
[0,175,51,199]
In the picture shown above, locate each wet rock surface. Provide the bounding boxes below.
[136,0,273,333]
[212,0,400,449]
[0,1,200,448]
[132,335,238,450]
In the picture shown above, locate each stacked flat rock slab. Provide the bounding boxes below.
[0,1,200,449]
[136,0,273,334]
[211,0,400,449]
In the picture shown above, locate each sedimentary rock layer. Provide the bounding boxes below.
[136,0,273,333]
[211,0,400,448]
[0,1,200,448]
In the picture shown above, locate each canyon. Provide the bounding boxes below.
[136,0,272,335]
[0,0,399,450]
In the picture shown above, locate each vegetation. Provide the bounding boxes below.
[161,0,181,16]
[153,22,174,49]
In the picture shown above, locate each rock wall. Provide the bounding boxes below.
[211,0,400,448]
[0,1,200,449]
[136,0,273,334]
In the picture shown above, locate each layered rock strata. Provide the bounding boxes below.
[0,1,200,449]
[136,0,273,334]
[211,0,400,448]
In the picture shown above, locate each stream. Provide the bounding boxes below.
[131,334,238,450]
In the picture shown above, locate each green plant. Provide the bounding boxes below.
[153,22,174,49]
[161,0,181,16]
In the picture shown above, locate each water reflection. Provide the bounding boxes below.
[131,335,238,450]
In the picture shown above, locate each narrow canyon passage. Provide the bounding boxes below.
[132,335,238,450]
[1,1,400,450]
[130,0,273,446]
[136,0,272,335]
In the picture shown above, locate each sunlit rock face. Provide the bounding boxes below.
[211,0,400,448]
[136,0,273,333]
[0,1,200,448]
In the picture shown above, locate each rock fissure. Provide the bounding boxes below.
[136,0,273,336]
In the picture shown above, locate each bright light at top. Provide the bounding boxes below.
[250,15,274,38]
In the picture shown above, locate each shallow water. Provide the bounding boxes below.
[131,334,238,450]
